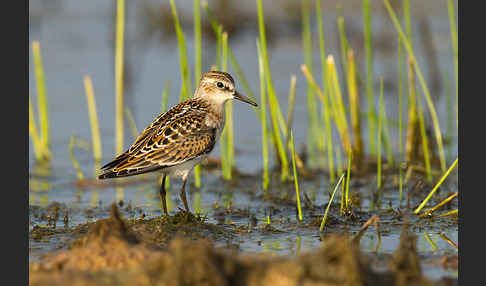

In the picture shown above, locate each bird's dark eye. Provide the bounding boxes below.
[217,82,224,88]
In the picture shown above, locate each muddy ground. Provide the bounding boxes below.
[30,201,457,286]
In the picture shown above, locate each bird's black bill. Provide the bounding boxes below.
[233,92,258,107]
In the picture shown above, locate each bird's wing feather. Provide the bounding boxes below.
[99,99,216,179]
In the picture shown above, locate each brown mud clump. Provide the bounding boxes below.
[30,204,454,286]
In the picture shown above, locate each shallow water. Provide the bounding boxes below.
[29,0,458,281]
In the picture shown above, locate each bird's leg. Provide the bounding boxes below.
[159,175,168,216]
[179,176,190,213]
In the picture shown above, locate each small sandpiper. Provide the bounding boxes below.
[98,71,257,215]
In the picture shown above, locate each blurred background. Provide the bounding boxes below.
[28,0,456,175]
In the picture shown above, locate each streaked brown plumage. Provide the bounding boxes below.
[98,71,257,215]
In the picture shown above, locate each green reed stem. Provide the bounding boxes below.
[29,96,44,161]
[193,0,202,188]
[115,0,125,156]
[32,41,51,160]
[302,0,318,165]
[345,151,352,210]
[286,75,297,143]
[414,158,458,214]
[69,136,84,180]
[439,209,458,217]
[320,173,345,232]
[363,0,376,157]
[257,41,269,191]
[316,0,327,157]
[337,17,349,78]
[398,36,404,203]
[417,95,432,182]
[290,131,303,222]
[83,75,102,163]
[377,78,383,189]
[384,0,446,172]
[446,0,458,128]
[327,56,351,154]
[381,93,393,166]
[161,79,171,113]
[169,0,192,102]
[222,32,234,180]
[419,192,457,217]
[301,65,335,183]
[124,108,139,140]
[257,0,289,182]
[228,50,260,117]
[347,51,362,164]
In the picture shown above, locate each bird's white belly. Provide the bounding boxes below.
[162,155,208,179]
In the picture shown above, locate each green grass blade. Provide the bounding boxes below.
[377,78,383,189]
[83,75,102,163]
[398,36,404,203]
[414,158,458,214]
[302,0,319,165]
[29,96,44,161]
[161,79,171,113]
[257,0,289,182]
[169,0,192,102]
[417,96,432,182]
[115,0,125,156]
[446,0,458,128]
[257,41,269,191]
[32,41,51,158]
[290,131,303,222]
[384,0,446,172]
[363,0,376,156]
[301,64,335,183]
[320,173,345,232]
[345,151,352,210]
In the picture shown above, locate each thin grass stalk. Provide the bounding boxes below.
[192,0,203,189]
[363,0,376,156]
[384,0,446,172]
[398,36,404,203]
[222,32,234,180]
[417,95,432,182]
[320,173,345,232]
[124,108,139,140]
[169,0,192,102]
[405,58,419,163]
[69,136,84,180]
[301,65,335,182]
[446,0,458,128]
[257,42,269,191]
[32,41,50,157]
[115,0,125,156]
[414,158,458,214]
[29,96,43,161]
[302,0,318,164]
[403,0,412,45]
[83,75,102,163]
[327,56,351,154]
[345,151,352,210]
[377,78,383,189]
[161,79,171,113]
[347,51,362,165]
[337,17,349,78]
[316,0,327,155]
[424,232,438,252]
[439,233,458,249]
[257,0,289,182]
[290,131,303,221]
[286,75,297,145]
[380,91,394,166]
[443,70,453,163]
[439,209,458,217]
[419,192,457,217]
